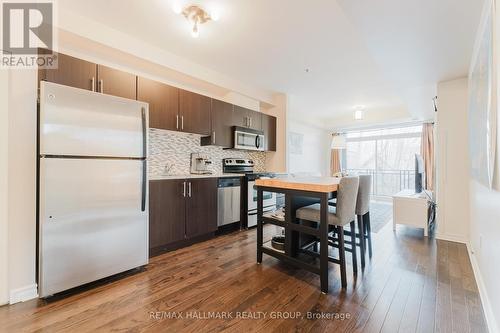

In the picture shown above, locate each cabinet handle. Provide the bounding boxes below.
[176,115,179,129]
[91,77,95,92]
[188,182,192,197]
[99,79,104,93]
[181,116,184,130]
[182,181,186,197]
[245,117,248,127]
[212,131,216,144]
[249,117,252,128]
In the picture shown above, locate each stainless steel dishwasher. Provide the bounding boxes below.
[217,177,241,226]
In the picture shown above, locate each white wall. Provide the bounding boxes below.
[435,78,470,243]
[288,119,331,176]
[435,78,500,333]
[7,70,38,303]
[263,93,288,173]
[466,1,500,330]
[469,181,500,332]
[0,70,9,305]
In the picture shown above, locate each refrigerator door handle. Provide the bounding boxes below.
[141,160,147,212]
[141,107,147,158]
[141,107,147,212]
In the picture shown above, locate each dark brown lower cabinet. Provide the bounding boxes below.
[149,180,186,249]
[149,178,218,256]
[186,178,217,238]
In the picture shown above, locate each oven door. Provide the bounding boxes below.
[234,130,265,151]
[247,205,275,228]
[248,179,276,211]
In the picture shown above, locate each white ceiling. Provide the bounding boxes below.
[58,0,484,129]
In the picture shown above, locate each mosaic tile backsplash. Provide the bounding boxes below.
[148,128,266,176]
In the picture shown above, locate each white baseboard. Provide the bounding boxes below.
[9,284,38,304]
[466,243,499,333]
[435,232,468,244]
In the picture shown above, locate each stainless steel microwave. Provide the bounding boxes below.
[233,127,265,151]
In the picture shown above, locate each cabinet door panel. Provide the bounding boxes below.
[97,65,137,100]
[179,90,211,135]
[137,77,179,131]
[149,180,186,250]
[40,52,97,91]
[262,114,277,151]
[233,105,249,128]
[186,178,217,238]
[209,99,233,147]
[233,105,262,130]
[247,109,262,131]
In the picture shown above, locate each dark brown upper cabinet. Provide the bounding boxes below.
[38,51,137,100]
[179,90,211,136]
[233,105,262,131]
[201,99,233,147]
[96,65,137,100]
[37,51,278,146]
[137,77,179,131]
[262,114,277,151]
[39,52,97,91]
[247,109,262,131]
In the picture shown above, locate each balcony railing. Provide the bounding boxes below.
[345,168,415,197]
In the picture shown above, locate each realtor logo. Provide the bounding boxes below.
[1,1,56,68]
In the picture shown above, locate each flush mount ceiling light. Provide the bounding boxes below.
[173,4,217,38]
[353,106,365,120]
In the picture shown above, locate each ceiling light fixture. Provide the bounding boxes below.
[354,106,365,120]
[175,4,215,38]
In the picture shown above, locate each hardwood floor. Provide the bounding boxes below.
[0,223,488,333]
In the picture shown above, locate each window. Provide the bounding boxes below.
[345,125,422,197]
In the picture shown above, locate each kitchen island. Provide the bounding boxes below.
[254,177,340,293]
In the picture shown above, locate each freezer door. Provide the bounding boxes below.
[39,158,148,297]
[40,81,148,158]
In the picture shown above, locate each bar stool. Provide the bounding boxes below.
[353,175,372,267]
[296,176,359,288]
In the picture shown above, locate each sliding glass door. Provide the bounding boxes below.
[345,126,422,197]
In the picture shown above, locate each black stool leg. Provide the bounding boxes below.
[349,221,357,275]
[365,213,373,259]
[338,225,347,288]
[357,215,365,269]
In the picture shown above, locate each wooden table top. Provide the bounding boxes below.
[255,177,340,193]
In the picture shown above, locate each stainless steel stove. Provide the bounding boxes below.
[223,158,277,228]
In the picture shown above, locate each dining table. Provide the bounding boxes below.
[254,176,341,294]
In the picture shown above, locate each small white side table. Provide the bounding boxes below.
[392,189,432,236]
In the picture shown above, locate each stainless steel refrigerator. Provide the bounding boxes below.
[38,81,149,297]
